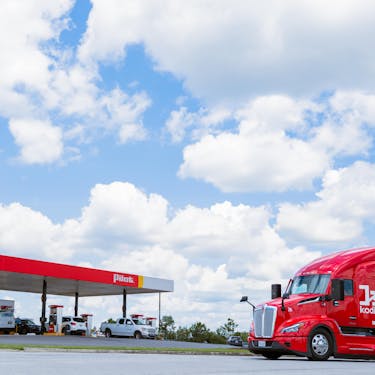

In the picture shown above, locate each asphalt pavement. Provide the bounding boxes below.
[0,333,236,349]
[1,351,375,375]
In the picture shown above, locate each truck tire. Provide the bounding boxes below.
[105,329,112,338]
[134,331,142,339]
[308,328,333,361]
[63,326,71,335]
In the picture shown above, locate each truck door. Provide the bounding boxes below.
[327,279,357,331]
[113,318,125,335]
[355,261,375,330]
[124,319,134,337]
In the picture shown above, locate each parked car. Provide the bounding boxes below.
[61,316,86,335]
[15,318,41,335]
[227,335,243,347]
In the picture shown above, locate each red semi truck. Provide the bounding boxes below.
[243,247,375,360]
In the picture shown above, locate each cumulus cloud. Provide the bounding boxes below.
[177,92,375,193]
[0,0,72,95]
[71,182,169,247]
[48,68,151,146]
[277,161,375,245]
[0,203,72,260]
[178,96,328,192]
[9,118,64,164]
[0,181,321,328]
[79,0,375,104]
[100,89,151,143]
[0,1,151,165]
[165,106,231,143]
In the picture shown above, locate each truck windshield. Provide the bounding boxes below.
[289,274,330,295]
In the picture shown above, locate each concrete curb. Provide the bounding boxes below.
[22,347,251,356]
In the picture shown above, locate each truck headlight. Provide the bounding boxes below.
[281,323,304,333]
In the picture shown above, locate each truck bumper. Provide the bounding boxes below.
[248,337,307,357]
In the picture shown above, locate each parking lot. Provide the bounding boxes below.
[0,333,234,349]
[1,350,375,375]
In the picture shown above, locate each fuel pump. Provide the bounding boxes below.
[49,305,63,333]
[81,313,93,336]
[146,317,157,327]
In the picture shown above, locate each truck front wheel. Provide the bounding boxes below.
[105,329,112,338]
[134,331,142,339]
[308,328,333,361]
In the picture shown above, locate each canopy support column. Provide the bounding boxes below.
[40,279,47,334]
[122,289,127,318]
[158,292,161,331]
[74,292,79,316]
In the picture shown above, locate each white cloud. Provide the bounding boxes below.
[73,183,319,327]
[79,0,375,104]
[0,181,321,328]
[0,0,73,95]
[102,246,189,282]
[47,64,100,117]
[276,202,362,245]
[9,118,64,164]
[178,95,331,192]
[330,91,375,123]
[277,161,375,244]
[311,90,375,157]
[100,89,151,143]
[165,107,197,143]
[179,132,329,193]
[74,182,169,246]
[0,1,151,164]
[48,67,151,146]
[176,92,375,193]
[165,106,231,143]
[0,203,72,260]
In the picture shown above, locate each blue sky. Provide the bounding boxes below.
[2,0,375,329]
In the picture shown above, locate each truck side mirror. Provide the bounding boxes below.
[271,284,282,299]
[331,279,345,301]
[240,296,256,310]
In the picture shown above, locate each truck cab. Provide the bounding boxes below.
[245,247,375,360]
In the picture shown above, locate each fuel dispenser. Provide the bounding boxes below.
[48,305,63,333]
[146,317,157,327]
[81,313,93,336]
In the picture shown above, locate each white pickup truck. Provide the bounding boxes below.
[100,316,156,339]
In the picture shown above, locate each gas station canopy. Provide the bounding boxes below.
[0,254,174,297]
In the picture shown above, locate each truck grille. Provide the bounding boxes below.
[254,305,277,338]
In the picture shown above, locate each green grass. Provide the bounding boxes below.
[0,343,250,355]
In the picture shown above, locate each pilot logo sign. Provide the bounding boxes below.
[359,285,375,314]
[113,273,135,285]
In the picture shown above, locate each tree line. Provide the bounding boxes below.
[158,316,248,344]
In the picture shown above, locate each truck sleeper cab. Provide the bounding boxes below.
[246,247,375,360]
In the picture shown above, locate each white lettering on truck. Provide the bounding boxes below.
[359,285,375,314]
[113,273,134,284]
